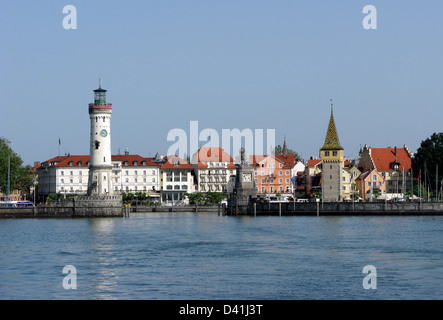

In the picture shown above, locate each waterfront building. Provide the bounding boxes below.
[358,145,413,196]
[191,147,236,192]
[36,154,162,202]
[159,155,195,203]
[355,168,386,201]
[250,154,296,196]
[87,82,114,196]
[111,154,161,201]
[320,108,345,201]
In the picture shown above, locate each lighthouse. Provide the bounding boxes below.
[87,80,113,196]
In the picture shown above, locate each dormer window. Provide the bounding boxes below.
[133,161,138,166]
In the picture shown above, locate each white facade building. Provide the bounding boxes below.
[37,154,162,201]
[191,147,236,192]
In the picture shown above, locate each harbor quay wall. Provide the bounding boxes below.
[0,196,123,218]
[3,201,443,218]
[250,201,443,216]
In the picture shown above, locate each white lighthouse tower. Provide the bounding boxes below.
[87,80,113,196]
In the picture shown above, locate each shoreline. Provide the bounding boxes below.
[1,202,443,218]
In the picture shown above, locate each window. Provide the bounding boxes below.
[125,170,129,175]
[279,171,283,175]
[286,178,289,183]
[279,178,283,183]
[367,182,371,187]
[143,170,146,175]
[182,185,187,190]
[261,178,265,183]
[61,171,64,176]
[79,171,82,176]
[325,151,330,157]
[134,171,138,175]
[286,170,289,175]
[279,164,282,168]
[333,151,337,156]
[261,171,265,176]
[372,175,378,181]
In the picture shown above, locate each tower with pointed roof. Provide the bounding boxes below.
[282,135,288,155]
[320,102,344,201]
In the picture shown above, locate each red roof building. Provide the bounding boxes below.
[191,147,236,192]
[358,145,413,195]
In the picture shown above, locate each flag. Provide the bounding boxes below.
[59,138,61,146]
[415,172,421,184]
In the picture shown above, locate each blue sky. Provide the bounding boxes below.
[2,1,443,166]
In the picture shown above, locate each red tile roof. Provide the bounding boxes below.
[192,147,236,169]
[112,155,160,167]
[160,155,193,170]
[308,159,322,167]
[250,154,296,169]
[370,147,412,172]
[39,154,161,168]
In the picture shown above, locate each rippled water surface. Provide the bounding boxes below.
[0,213,442,299]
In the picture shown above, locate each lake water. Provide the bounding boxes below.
[0,213,442,300]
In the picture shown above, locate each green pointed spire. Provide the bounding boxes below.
[321,108,343,150]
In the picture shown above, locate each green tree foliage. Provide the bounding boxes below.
[184,192,226,204]
[18,165,35,198]
[366,188,381,200]
[0,137,24,194]
[412,132,443,190]
[273,145,300,159]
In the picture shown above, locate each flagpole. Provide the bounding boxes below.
[6,156,10,207]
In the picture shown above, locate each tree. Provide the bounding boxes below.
[0,138,24,194]
[204,191,227,204]
[412,132,443,196]
[18,165,35,198]
[272,145,300,159]
[366,188,381,200]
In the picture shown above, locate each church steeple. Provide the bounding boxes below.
[321,102,343,151]
[282,135,288,154]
